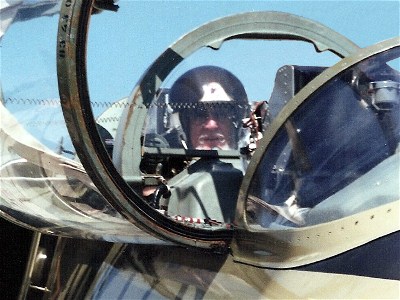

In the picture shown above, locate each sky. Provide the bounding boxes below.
[85,0,400,103]
[1,0,399,150]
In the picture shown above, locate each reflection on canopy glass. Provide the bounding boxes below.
[247,47,400,228]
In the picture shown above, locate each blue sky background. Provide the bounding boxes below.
[86,0,400,104]
[1,0,399,150]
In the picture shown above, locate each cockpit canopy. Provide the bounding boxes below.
[245,46,400,229]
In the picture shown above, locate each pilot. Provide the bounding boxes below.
[142,66,250,211]
[168,65,250,150]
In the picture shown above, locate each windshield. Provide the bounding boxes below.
[246,47,400,228]
[1,0,397,248]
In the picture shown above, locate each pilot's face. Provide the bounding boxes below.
[189,114,234,150]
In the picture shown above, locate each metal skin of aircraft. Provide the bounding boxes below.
[0,0,399,299]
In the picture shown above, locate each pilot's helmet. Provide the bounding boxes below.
[169,65,249,150]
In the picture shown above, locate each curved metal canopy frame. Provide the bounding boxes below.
[114,10,360,178]
[233,37,400,268]
[56,0,360,249]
